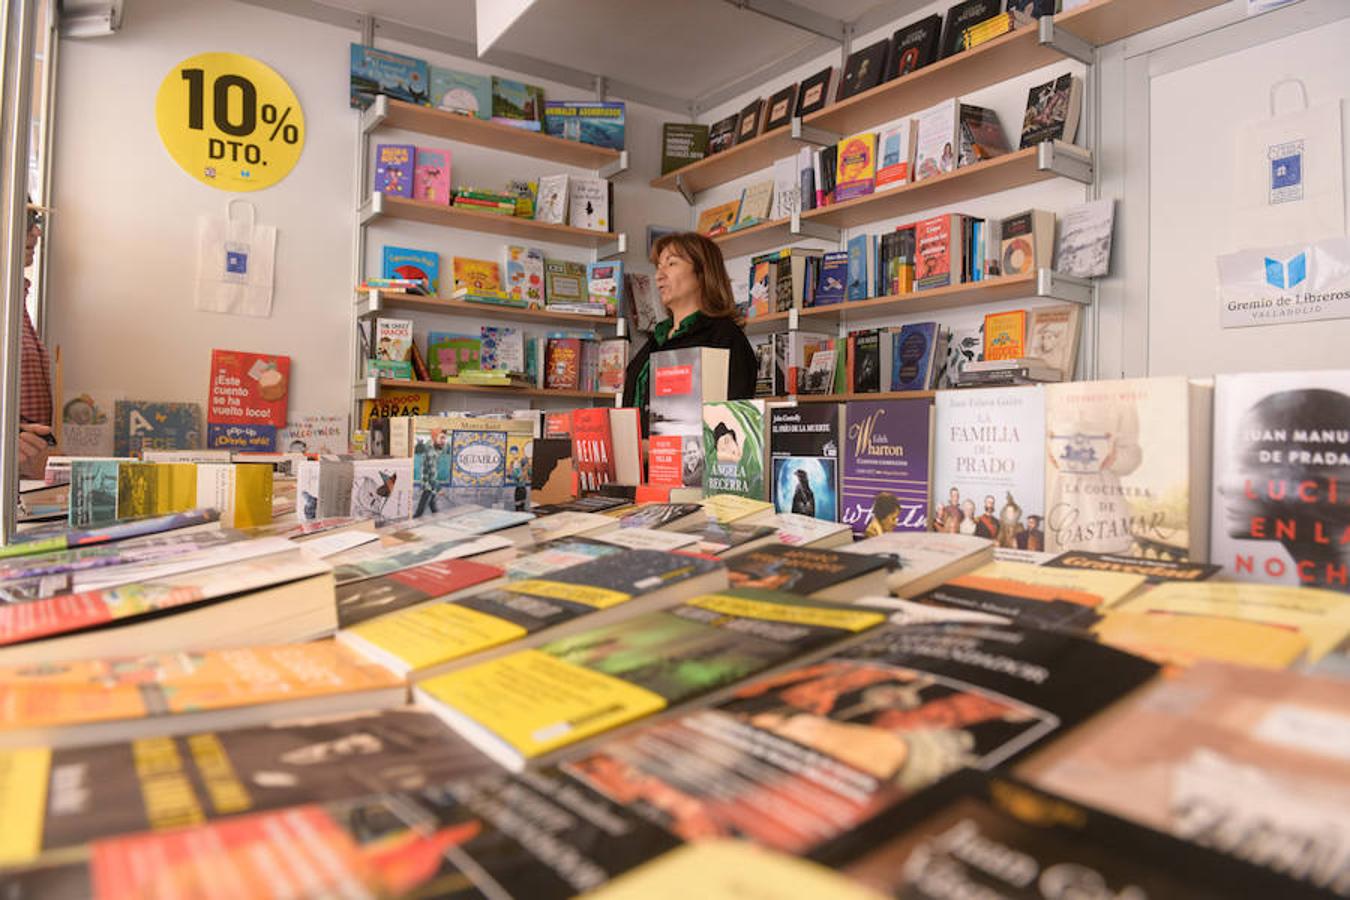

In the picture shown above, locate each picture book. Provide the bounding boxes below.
[837,38,889,101]
[373,319,413,364]
[563,621,1158,858]
[451,257,502,294]
[875,118,915,189]
[586,261,623,315]
[833,132,877,202]
[769,404,840,521]
[544,259,587,304]
[703,400,766,500]
[696,199,740,236]
[764,83,797,132]
[206,350,290,452]
[1211,370,1350,593]
[349,43,429,109]
[544,338,581,389]
[425,332,480,381]
[660,122,709,174]
[381,245,439,293]
[411,147,451,204]
[1045,376,1213,559]
[373,143,414,198]
[649,347,730,490]
[913,98,958,181]
[112,401,203,458]
[59,391,115,458]
[891,321,940,391]
[428,66,490,118]
[840,399,931,537]
[567,176,609,231]
[503,245,546,306]
[794,66,834,117]
[358,390,429,431]
[1021,72,1083,149]
[597,339,626,392]
[708,114,738,154]
[939,0,1001,58]
[1000,208,1055,275]
[982,309,1027,360]
[734,180,774,226]
[887,14,943,78]
[479,326,524,373]
[415,587,885,770]
[543,101,625,150]
[410,416,532,517]
[535,174,569,224]
[491,76,544,123]
[505,178,537,217]
[932,385,1045,555]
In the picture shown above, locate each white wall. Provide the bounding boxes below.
[47,0,687,427]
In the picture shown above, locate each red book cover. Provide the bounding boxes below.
[635,483,673,503]
[543,411,573,439]
[208,349,291,452]
[914,214,955,291]
[647,435,684,488]
[545,339,581,390]
[570,408,616,493]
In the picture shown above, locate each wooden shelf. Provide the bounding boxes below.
[711,217,794,259]
[1050,0,1225,46]
[650,125,797,197]
[801,273,1043,321]
[367,97,623,171]
[801,142,1089,231]
[363,194,623,250]
[377,379,615,401]
[742,310,793,335]
[356,292,619,327]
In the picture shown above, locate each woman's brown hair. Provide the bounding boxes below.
[650,231,742,323]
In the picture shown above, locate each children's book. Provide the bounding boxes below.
[586,261,623,315]
[543,101,626,149]
[833,132,878,202]
[452,257,502,294]
[207,350,290,452]
[349,43,429,109]
[503,245,545,307]
[426,332,481,381]
[428,66,491,118]
[491,76,545,123]
[381,246,438,293]
[411,147,451,204]
[544,259,587,305]
[479,327,524,374]
[113,402,203,458]
[535,174,569,224]
[373,143,414,197]
[568,177,610,231]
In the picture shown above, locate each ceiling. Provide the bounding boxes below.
[247,0,927,113]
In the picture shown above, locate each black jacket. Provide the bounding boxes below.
[622,314,758,433]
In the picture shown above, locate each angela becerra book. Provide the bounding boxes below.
[415,587,887,771]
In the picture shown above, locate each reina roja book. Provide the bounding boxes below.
[413,587,886,770]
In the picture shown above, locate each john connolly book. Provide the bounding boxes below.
[1211,369,1350,593]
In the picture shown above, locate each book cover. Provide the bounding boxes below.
[661,123,709,174]
[543,101,625,150]
[206,350,290,452]
[849,329,882,393]
[586,261,623,315]
[572,407,616,493]
[982,309,1027,360]
[416,588,884,769]
[1045,376,1208,559]
[727,544,888,596]
[650,347,726,490]
[764,83,798,132]
[1021,72,1083,148]
[913,98,958,181]
[349,43,429,109]
[1027,304,1081,378]
[770,404,839,521]
[675,521,776,556]
[544,259,587,304]
[887,14,943,78]
[534,174,569,224]
[358,391,429,431]
[891,321,939,391]
[373,143,414,197]
[479,327,524,373]
[816,251,848,305]
[703,400,766,500]
[833,132,877,202]
[708,114,738,155]
[1000,208,1055,276]
[373,319,413,364]
[112,401,203,458]
[568,176,610,231]
[837,38,890,101]
[502,245,545,306]
[1056,197,1115,277]
[411,417,532,517]
[563,621,1158,857]
[876,118,915,189]
[426,332,480,381]
[794,66,834,117]
[614,503,703,531]
[939,0,1001,58]
[428,66,490,118]
[914,213,956,290]
[845,235,870,300]
[544,338,581,389]
[411,147,451,204]
[932,386,1045,552]
[841,399,931,537]
[597,339,626,392]
[696,200,740,237]
[491,75,544,122]
[381,245,439,293]
[595,528,698,552]
[735,97,764,144]
[69,460,121,528]
[335,557,503,628]
[921,558,1144,630]
[734,180,775,226]
[957,103,1010,168]
[452,257,502,294]
[1211,370,1350,592]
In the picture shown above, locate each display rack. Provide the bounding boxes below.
[353,377,617,403]
[356,290,621,329]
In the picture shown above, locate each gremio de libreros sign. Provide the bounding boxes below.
[1216,236,1350,328]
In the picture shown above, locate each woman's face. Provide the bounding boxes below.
[655,247,699,310]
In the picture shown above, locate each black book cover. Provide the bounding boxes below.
[1007,0,1056,16]
[819,144,839,201]
[763,82,798,132]
[1020,72,1076,148]
[794,66,834,117]
[770,404,840,520]
[940,0,1001,58]
[531,495,631,516]
[727,543,887,595]
[708,113,738,155]
[837,39,891,101]
[888,14,944,79]
[735,97,764,145]
[616,503,704,529]
[812,769,1329,899]
[1044,550,1222,583]
[920,581,1102,630]
[852,329,881,393]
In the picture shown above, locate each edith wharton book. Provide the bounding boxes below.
[769,404,840,521]
[1044,377,1213,560]
[1211,369,1350,592]
[702,400,766,500]
[932,386,1046,551]
[841,399,932,538]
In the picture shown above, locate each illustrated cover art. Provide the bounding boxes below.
[426,332,481,381]
[837,39,889,101]
[412,418,532,517]
[60,392,115,458]
[1211,370,1350,593]
[1021,72,1080,148]
[429,66,491,118]
[491,76,544,123]
[876,119,915,189]
[543,101,625,150]
[452,257,502,294]
[349,43,429,109]
[1044,376,1201,558]
[358,391,429,431]
[727,545,886,595]
[381,245,439,293]
[544,339,581,390]
[113,401,203,458]
[650,347,715,489]
[840,399,931,537]
[373,143,414,197]
[349,458,412,523]
[849,330,881,393]
[834,132,878,202]
[764,83,797,132]
[794,67,833,117]
[913,98,958,181]
[957,103,1010,166]
[982,309,1027,361]
[932,386,1046,551]
[887,15,943,79]
[568,176,609,231]
[411,147,451,204]
[503,245,545,306]
[770,404,839,521]
[479,327,523,373]
[703,400,766,500]
[586,261,623,315]
[891,322,939,391]
[914,213,956,290]
[571,407,616,493]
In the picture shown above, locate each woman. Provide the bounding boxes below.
[622,232,757,432]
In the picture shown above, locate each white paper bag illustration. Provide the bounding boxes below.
[195,199,277,316]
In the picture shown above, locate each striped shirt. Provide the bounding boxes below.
[20,309,52,426]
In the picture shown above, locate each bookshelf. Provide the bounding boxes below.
[711,217,794,260]
[356,377,617,402]
[800,270,1090,324]
[355,290,621,328]
[360,193,626,254]
[651,0,1225,201]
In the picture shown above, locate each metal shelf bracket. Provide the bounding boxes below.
[790,212,840,243]
[597,232,627,260]
[791,117,841,148]
[1036,268,1094,305]
[1036,141,1093,184]
[359,192,385,226]
[674,173,696,205]
[599,150,629,179]
[361,94,389,135]
[352,377,379,401]
[1038,16,1093,65]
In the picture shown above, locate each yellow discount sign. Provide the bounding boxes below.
[155,52,305,192]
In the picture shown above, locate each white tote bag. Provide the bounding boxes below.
[1230,79,1345,251]
[195,199,277,317]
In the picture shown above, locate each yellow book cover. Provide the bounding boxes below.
[696,200,741,236]
[0,748,49,864]
[161,463,198,513]
[953,560,1148,608]
[342,602,528,672]
[835,132,878,201]
[116,463,157,520]
[452,257,503,293]
[702,494,773,523]
[1114,582,1350,661]
[982,309,1027,361]
[359,391,430,430]
[1094,610,1308,670]
[231,463,273,529]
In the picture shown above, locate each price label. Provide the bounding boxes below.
[155,52,305,192]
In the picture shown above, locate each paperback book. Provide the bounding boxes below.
[769,404,840,521]
[702,400,766,500]
[840,399,932,537]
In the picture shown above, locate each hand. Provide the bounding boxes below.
[18,423,53,480]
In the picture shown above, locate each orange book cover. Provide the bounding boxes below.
[451,257,503,293]
[983,310,1027,361]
